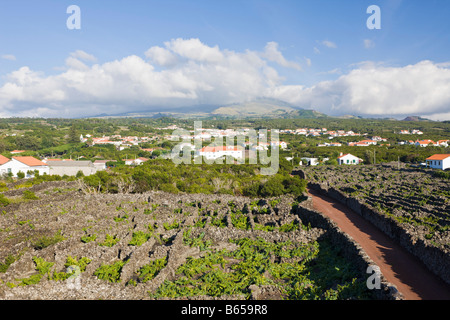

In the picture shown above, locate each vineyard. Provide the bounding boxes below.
[303,164,450,250]
[301,163,450,286]
[0,180,378,300]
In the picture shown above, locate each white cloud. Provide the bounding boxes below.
[0,39,449,120]
[1,54,16,61]
[271,60,450,119]
[313,47,320,54]
[321,40,337,49]
[70,50,97,62]
[304,57,312,67]
[145,46,179,67]
[0,39,285,117]
[261,42,302,71]
[364,39,375,49]
[166,38,224,63]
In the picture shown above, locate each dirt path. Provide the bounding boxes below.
[307,188,450,300]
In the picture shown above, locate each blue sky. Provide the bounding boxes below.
[0,0,449,119]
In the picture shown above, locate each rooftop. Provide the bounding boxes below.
[12,156,47,167]
[426,154,450,161]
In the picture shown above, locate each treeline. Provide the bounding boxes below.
[82,158,307,198]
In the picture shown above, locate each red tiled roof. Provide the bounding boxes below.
[0,155,10,165]
[416,140,435,144]
[12,156,47,167]
[426,154,450,161]
[200,146,240,152]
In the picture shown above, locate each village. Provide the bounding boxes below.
[0,122,448,179]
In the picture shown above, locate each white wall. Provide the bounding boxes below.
[427,158,450,170]
[0,159,49,177]
[338,155,361,165]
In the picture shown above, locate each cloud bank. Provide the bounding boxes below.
[270,60,450,120]
[0,38,449,120]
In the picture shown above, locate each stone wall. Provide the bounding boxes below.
[307,181,450,287]
[295,195,403,300]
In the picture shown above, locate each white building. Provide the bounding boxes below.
[300,157,319,166]
[48,161,97,176]
[426,154,450,170]
[198,146,243,160]
[337,153,363,165]
[271,141,288,150]
[415,140,436,147]
[0,156,49,177]
[123,157,149,166]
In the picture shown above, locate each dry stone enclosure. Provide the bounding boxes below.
[0,180,397,300]
[301,163,450,285]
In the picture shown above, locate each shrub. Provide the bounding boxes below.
[32,230,66,250]
[260,176,285,197]
[94,260,127,283]
[81,233,97,243]
[99,234,119,247]
[128,231,152,246]
[0,254,18,273]
[22,190,39,200]
[136,257,167,283]
[76,170,85,178]
[0,194,10,207]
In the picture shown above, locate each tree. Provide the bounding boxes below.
[68,124,80,144]
[15,135,41,151]
[76,170,85,178]
[283,176,307,196]
[260,176,285,197]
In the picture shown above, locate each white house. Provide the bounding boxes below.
[0,155,11,176]
[123,157,149,166]
[415,140,436,147]
[337,153,363,165]
[271,141,288,150]
[1,156,49,177]
[426,154,450,170]
[300,157,319,166]
[198,146,243,160]
[437,140,449,147]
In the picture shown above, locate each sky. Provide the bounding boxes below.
[0,0,449,120]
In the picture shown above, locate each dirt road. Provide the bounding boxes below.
[308,188,450,300]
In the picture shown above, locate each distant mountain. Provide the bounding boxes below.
[402,116,432,122]
[210,98,328,119]
[336,114,364,120]
[87,98,330,120]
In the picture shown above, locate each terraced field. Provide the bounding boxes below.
[302,163,450,251]
[0,180,379,300]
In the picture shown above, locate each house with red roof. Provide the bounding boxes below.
[0,156,49,177]
[426,154,450,170]
[415,140,436,147]
[337,153,363,165]
[198,146,243,160]
[10,150,26,154]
